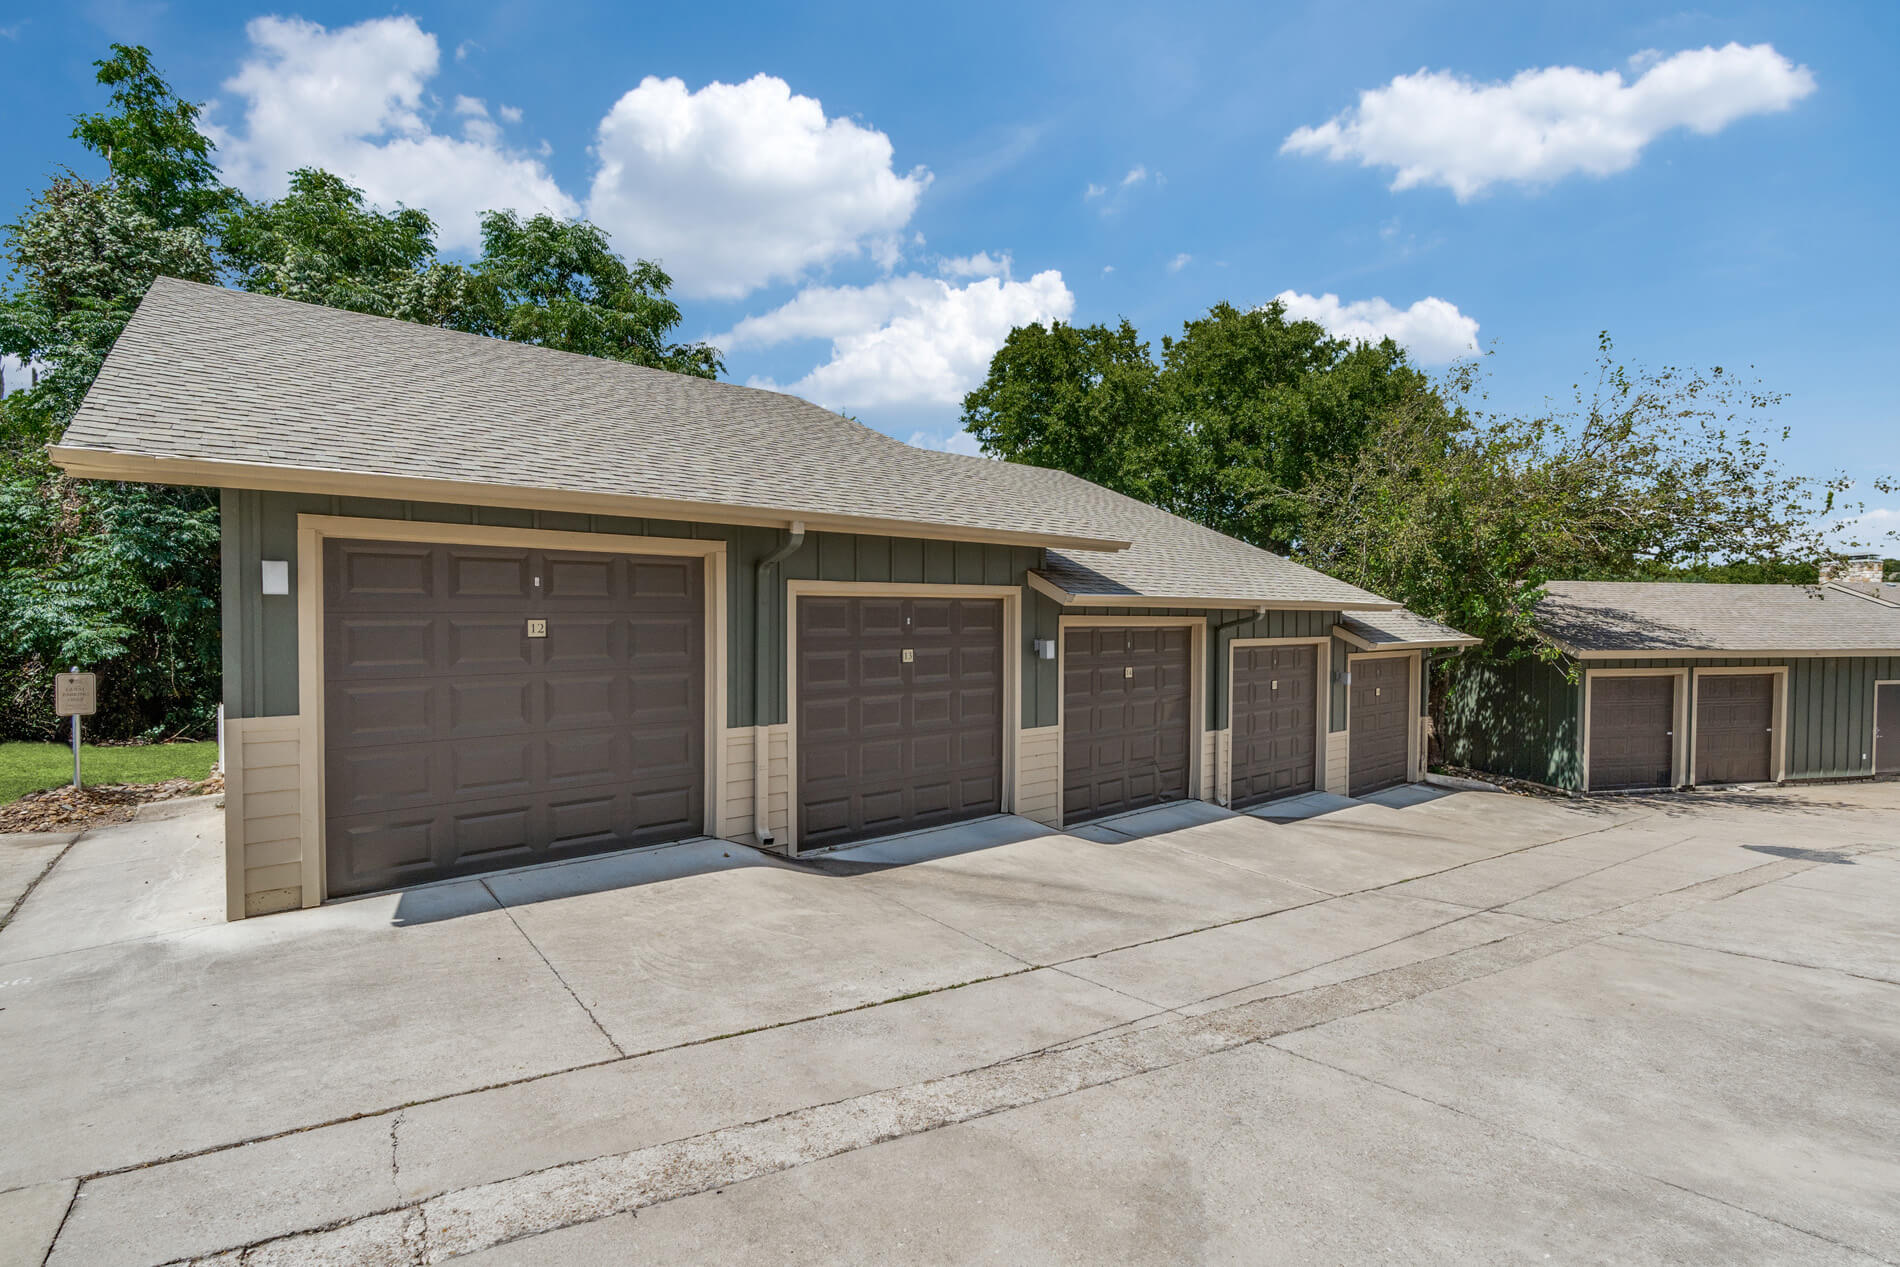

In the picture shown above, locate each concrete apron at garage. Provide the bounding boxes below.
[4,782,1899,1266]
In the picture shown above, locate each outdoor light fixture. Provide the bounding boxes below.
[261,560,289,595]
[1033,638,1057,660]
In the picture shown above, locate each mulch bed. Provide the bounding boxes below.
[1434,763,1574,800]
[0,772,224,834]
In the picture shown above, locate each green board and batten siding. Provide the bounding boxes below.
[225,489,1348,737]
[1444,653,1899,790]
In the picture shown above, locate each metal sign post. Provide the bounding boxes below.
[54,668,98,790]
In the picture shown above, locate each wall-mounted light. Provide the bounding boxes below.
[261,560,289,596]
[1333,668,1351,686]
[1033,638,1057,660]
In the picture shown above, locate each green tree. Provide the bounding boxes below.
[220,168,455,317]
[1289,339,1870,651]
[70,43,230,230]
[960,320,1169,504]
[0,177,222,739]
[456,211,721,377]
[1159,301,1440,552]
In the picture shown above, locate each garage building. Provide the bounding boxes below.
[1443,579,1900,793]
[52,279,1476,918]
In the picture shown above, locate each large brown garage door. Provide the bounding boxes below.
[1695,673,1774,784]
[1588,675,1676,791]
[324,539,704,897]
[797,596,1004,853]
[1230,644,1318,808]
[1348,655,1412,797]
[1063,626,1192,824]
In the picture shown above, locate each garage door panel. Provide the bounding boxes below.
[445,618,533,674]
[447,550,533,600]
[1062,625,1193,824]
[325,539,704,897]
[1229,644,1320,816]
[545,675,620,728]
[449,678,534,735]
[333,543,435,602]
[796,596,1005,852]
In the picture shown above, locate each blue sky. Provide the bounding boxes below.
[3,1,1896,541]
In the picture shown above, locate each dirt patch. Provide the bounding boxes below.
[1434,764,1576,800]
[0,773,224,833]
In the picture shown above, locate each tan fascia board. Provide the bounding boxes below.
[1331,623,1481,652]
[47,446,1133,554]
[1570,647,1900,660]
[1028,569,1399,612]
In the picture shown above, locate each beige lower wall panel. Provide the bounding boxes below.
[1017,725,1062,827]
[1325,730,1350,795]
[1203,728,1228,804]
[722,728,756,839]
[762,725,791,841]
[225,715,306,922]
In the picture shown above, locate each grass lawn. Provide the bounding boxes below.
[0,741,219,807]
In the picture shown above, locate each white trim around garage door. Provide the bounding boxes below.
[295,514,729,906]
[783,580,1023,857]
[1689,665,1789,786]
[1056,613,1209,827]
[1225,636,1330,805]
[1579,666,1690,794]
[1344,648,1426,788]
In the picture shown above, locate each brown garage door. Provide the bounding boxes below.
[1588,675,1676,791]
[797,596,1004,853]
[323,539,704,897]
[1231,644,1318,808]
[1879,683,1900,776]
[1695,674,1775,784]
[1063,626,1192,824]
[1348,655,1412,797]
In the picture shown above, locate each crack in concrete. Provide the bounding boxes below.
[1,828,87,936]
[163,853,1828,1266]
[480,878,626,1060]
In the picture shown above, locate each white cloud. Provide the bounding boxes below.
[1830,505,1900,550]
[938,251,1010,279]
[1084,182,1107,199]
[207,16,576,250]
[1101,264,1115,275]
[1272,291,1479,363]
[1168,252,1192,273]
[908,429,989,458]
[1121,165,1148,187]
[725,270,1074,410]
[1282,43,1816,199]
[586,74,930,299]
[498,104,523,125]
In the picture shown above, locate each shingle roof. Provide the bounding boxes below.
[1337,609,1480,649]
[1030,475,1395,610]
[1535,581,1900,654]
[53,278,1402,611]
[52,278,1129,551]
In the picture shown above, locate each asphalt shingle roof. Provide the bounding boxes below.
[53,278,1405,611]
[1031,475,1395,610]
[54,279,1130,551]
[1535,581,1900,654]
[1338,609,1481,649]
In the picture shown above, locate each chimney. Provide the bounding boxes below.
[1821,554,1885,585]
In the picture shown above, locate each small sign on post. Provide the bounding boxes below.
[55,668,97,790]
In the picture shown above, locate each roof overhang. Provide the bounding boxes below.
[49,446,1135,554]
[1567,647,1900,661]
[1028,570,1398,612]
[1332,623,1481,652]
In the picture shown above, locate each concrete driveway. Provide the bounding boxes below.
[1,780,1895,1265]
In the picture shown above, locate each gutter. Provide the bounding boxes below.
[753,522,807,847]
